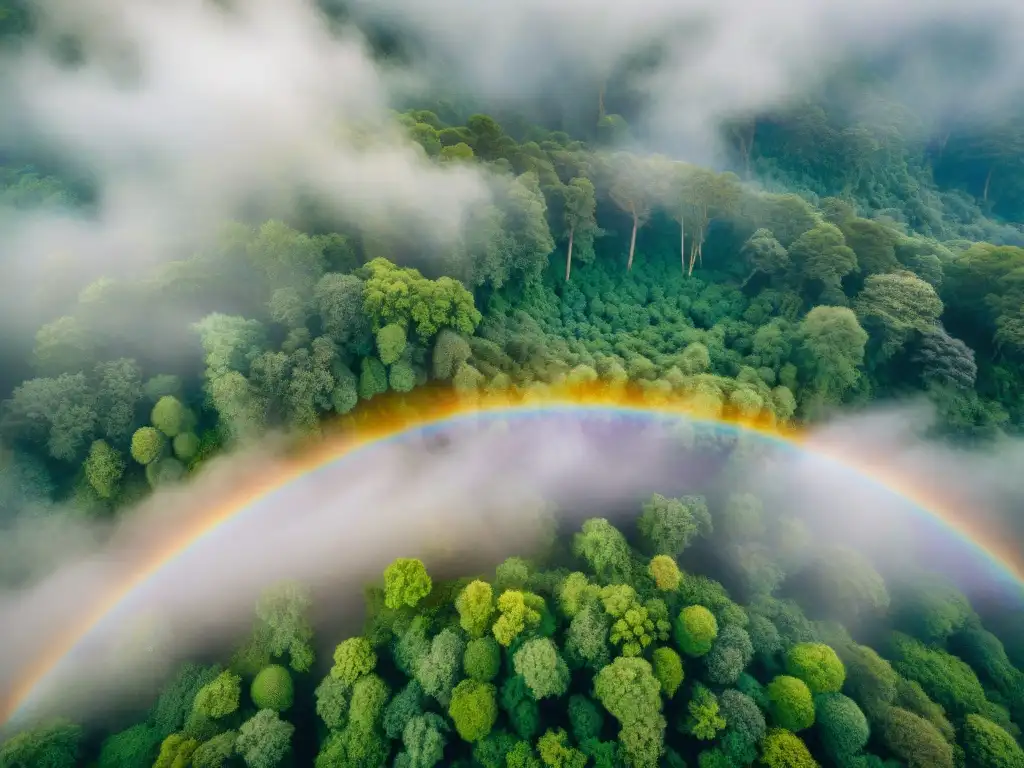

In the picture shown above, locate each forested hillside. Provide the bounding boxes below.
[2,0,1024,766]
[2,105,1021,516]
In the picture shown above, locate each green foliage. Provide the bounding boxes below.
[456,579,495,637]
[331,636,377,686]
[785,643,846,694]
[537,728,588,768]
[400,712,449,768]
[895,581,973,642]
[790,222,858,289]
[251,665,294,712]
[838,642,899,720]
[389,359,417,392]
[376,322,408,365]
[151,396,190,437]
[888,631,988,717]
[315,725,388,768]
[191,731,238,768]
[800,548,890,622]
[130,426,166,465]
[760,728,819,768]
[474,731,523,768]
[0,720,81,768]
[449,679,498,742]
[705,623,754,686]
[565,600,611,670]
[609,600,658,657]
[493,590,543,647]
[651,646,684,698]
[385,680,425,740]
[150,663,223,738]
[799,306,868,403]
[253,582,315,672]
[2,373,99,462]
[879,707,954,768]
[855,271,943,362]
[513,637,570,699]
[718,689,766,761]
[361,257,481,339]
[593,656,666,767]
[431,329,472,380]
[816,692,870,762]
[963,714,1024,768]
[384,557,433,609]
[464,636,502,681]
[147,456,186,487]
[417,627,465,705]
[648,555,682,591]
[96,724,162,768]
[638,493,712,556]
[687,683,727,740]
[83,439,125,499]
[154,733,199,768]
[600,584,638,618]
[235,710,294,768]
[559,572,599,619]
[358,356,389,400]
[193,670,242,719]
[893,677,956,742]
[748,614,783,658]
[568,694,605,742]
[501,674,542,740]
[349,673,391,730]
[573,518,633,583]
[676,605,719,657]
[767,675,816,731]
[394,615,432,677]
[172,432,201,461]
[151,733,197,768]
[15,463,1024,768]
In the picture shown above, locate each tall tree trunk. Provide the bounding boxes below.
[983,165,994,202]
[679,212,685,274]
[627,211,638,271]
[732,121,755,178]
[565,226,575,282]
[687,228,704,276]
[696,206,708,267]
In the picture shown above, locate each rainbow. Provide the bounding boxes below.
[2,383,1022,727]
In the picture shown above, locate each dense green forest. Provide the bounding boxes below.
[4,0,1024,766]
[8,504,1024,768]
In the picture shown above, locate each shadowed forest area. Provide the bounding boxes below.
[3,0,1024,765]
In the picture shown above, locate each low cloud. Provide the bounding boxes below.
[3,0,1024,342]
[346,0,1024,155]
[0,0,490,337]
[2,401,1023,733]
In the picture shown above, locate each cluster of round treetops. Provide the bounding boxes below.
[4,490,1022,768]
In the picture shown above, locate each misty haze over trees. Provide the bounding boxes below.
[2,0,1024,765]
